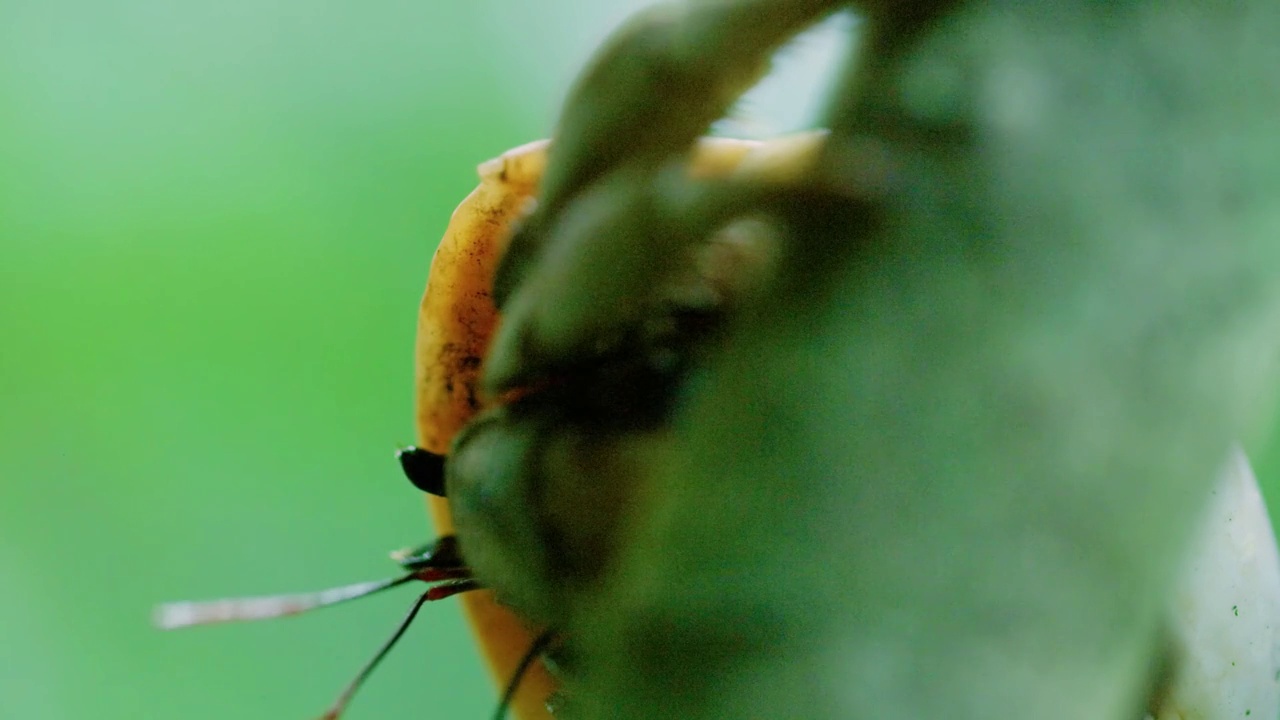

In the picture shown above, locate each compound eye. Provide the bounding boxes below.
[396,446,447,497]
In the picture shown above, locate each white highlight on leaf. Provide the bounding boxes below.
[1152,445,1280,720]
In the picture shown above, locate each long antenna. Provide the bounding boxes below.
[155,536,481,718]
[155,536,469,630]
[154,573,421,629]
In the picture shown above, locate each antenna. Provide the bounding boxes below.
[317,580,482,720]
[154,535,469,629]
[154,535,479,718]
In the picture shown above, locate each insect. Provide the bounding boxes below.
[154,3,1280,716]
[154,132,826,720]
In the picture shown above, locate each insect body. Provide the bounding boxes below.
[412,133,826,719]
[152,133,825,720]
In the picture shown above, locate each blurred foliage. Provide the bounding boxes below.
[0,2,1276,719]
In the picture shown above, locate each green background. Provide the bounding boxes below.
[0,2,656,718]
[0,3,1274,720]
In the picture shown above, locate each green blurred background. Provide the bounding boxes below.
[0,2,850,718]
[0,2,1275,719]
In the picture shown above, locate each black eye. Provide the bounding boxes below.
[396,446,447,497]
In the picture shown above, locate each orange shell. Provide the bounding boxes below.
[413,134,822,718]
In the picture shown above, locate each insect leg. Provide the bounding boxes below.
[483,134,832,394]
[492,0,846,306]
[316,590,434,720]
